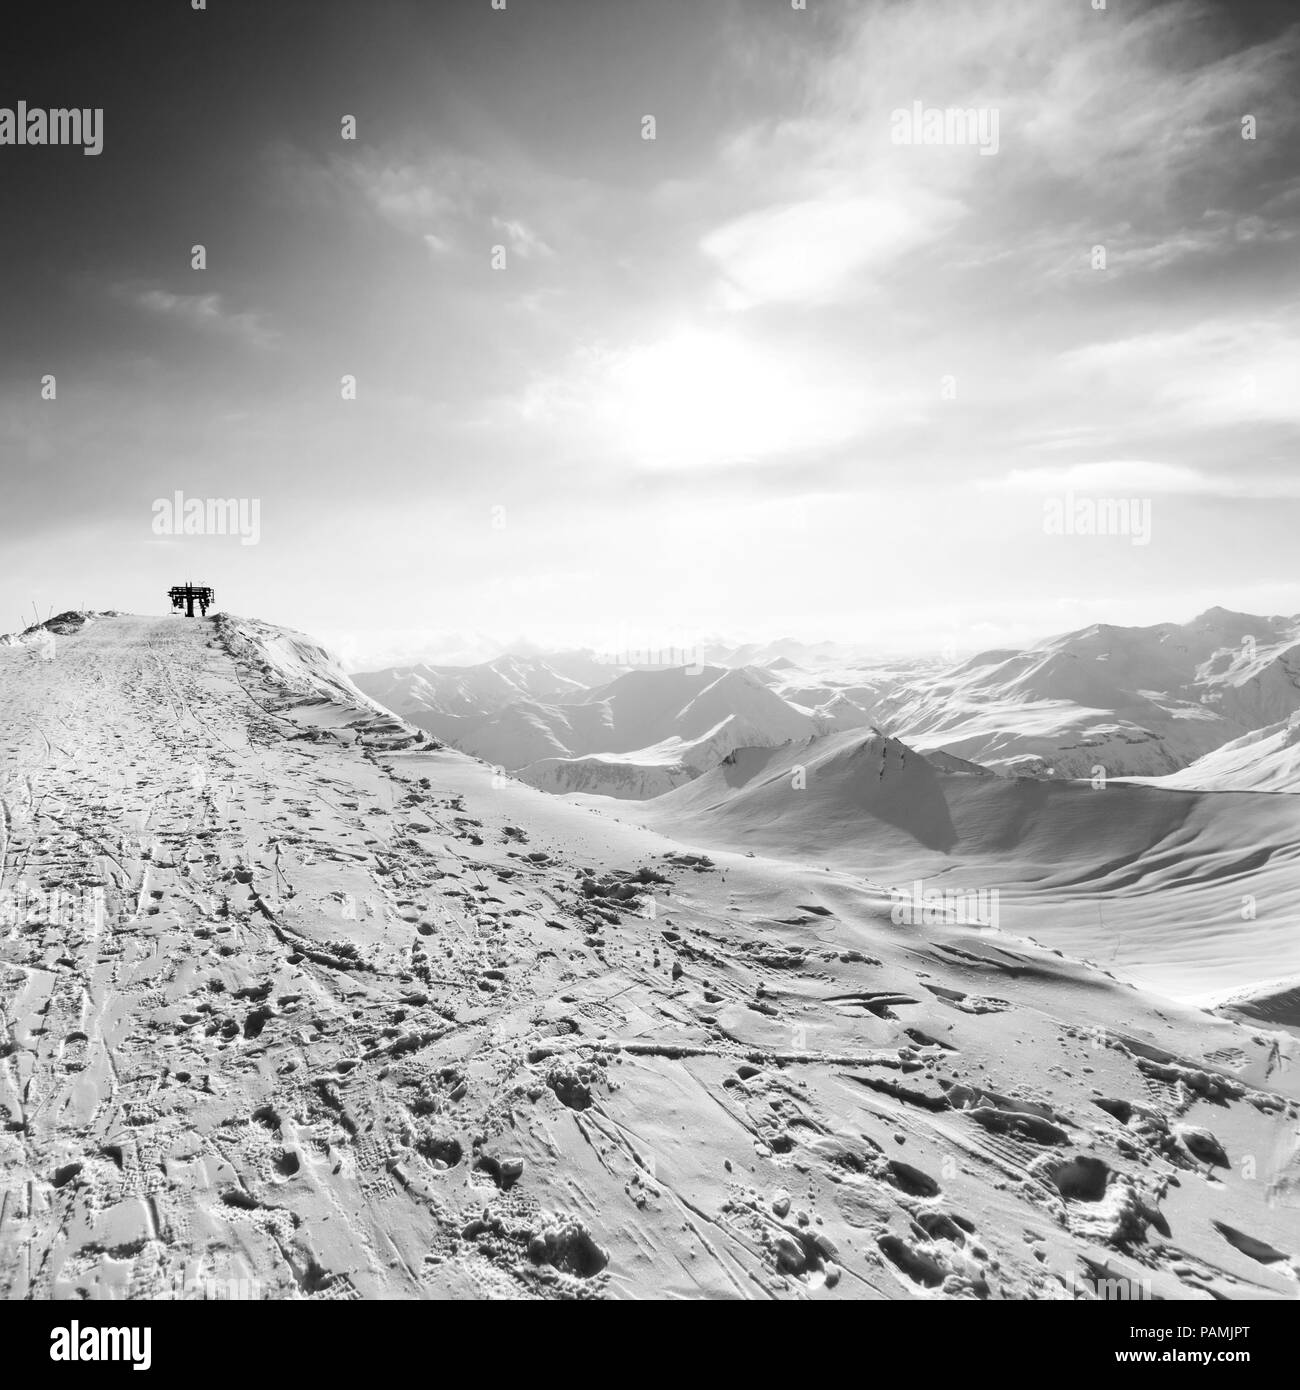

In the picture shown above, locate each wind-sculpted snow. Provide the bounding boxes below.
[1,615,1298,1301]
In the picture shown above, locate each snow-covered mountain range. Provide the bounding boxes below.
[354,607,1300,798]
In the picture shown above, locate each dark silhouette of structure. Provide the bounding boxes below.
[169,583,215,618]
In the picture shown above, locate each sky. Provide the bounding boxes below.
[1,0,1298,669]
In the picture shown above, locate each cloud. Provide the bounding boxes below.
[356,161,458,229]
[265,140,492,248]
[981,460,1300,499]
[701,0,1300,305]
[266,141,563,265]
[1058,318,1300,426]
[701,189,964,308]
[112,285,275,348]
[491,217,551,260]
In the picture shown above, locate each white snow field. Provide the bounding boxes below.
[1,614,1298,1302]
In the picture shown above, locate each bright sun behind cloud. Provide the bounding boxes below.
[524,326,873,473]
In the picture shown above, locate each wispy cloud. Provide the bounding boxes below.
[1058,317,1300,426]
[111,284,275,349]
[265,140,490,249]
[491,216,551,260]
[266,140,567,267]
[981,460,1300,499]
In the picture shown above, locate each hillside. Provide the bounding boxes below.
[2,614,1297,1301]
[637,730,1300,1001]
[412,665,824,797]
[1126,713,1300,794]
[871,608,1300,778]
[353,653,612,722]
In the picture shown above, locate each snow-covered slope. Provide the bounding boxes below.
[516,749,699,799]
[874,608,1300,778]
[354,607,1300,798]
[1126,712,1300,793]
[413,665,824,796]
[218,615,392,716]
[436,698,608,769]
[4,612,1298,1304]
[353,652,610,721]
[644,731,964,855]
[516,703,817,799]
[571,665,815,749]
[1214,976,1300,1030]
[635,728,1300,1001]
